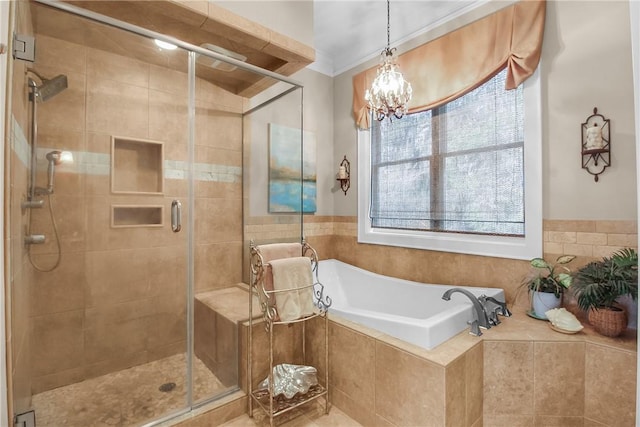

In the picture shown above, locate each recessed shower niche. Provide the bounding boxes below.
[111,136,164,228]
[111,205,164,228]
[111,136,164,195]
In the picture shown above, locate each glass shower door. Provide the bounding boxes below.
[8,2,194,425]
[8,1,307,425]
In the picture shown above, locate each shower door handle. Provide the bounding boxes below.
[171,200,182,232]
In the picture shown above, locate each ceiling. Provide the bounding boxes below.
[33,1,489,92]
[311,0,484,76]
[35,1,315,97]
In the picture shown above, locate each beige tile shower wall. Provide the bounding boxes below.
[7,0,35,417]
[25,34,244,394]
[193,77,244,294]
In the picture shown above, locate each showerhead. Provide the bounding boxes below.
[46,150,64,165]
[36,75,68,102]
[27,70,68,102]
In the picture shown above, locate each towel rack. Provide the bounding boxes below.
[248,240,331,427]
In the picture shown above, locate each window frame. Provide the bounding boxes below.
[357,69,542,260]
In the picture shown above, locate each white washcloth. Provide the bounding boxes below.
[269,257,315,321]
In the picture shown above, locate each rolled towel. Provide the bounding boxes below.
[269,256,316,321]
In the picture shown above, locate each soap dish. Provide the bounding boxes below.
[549,323,582,334]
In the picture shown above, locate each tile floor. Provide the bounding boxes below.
[30,352,362,427]
[31,353,229,426]
[220,401,362,427]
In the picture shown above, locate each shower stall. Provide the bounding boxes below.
[5,1,305,425]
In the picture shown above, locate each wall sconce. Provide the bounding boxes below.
[337,155,350,195]
[581,107,610,182]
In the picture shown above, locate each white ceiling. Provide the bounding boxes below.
[311,0,486,76]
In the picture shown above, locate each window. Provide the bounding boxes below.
[358,69,542,260]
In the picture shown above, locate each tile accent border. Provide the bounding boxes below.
[12,135,241,183]
[543,220,638,258]
[245,216,356,242]
[247,217,638,260]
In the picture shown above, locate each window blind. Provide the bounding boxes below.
[370,69,525,236]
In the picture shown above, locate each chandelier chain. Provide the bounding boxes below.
[386,0,391,50]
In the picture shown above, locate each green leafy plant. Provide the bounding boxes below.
[522,255,576,298]
[572,248,638,311]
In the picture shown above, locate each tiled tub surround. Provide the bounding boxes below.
[309,309,636,427]
[190,284,636,427]
[243,218,637,424]
[246,217,638,307]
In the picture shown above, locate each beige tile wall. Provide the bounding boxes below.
[7,0,35,417]
[245,216,638,306]
[302,316,635,427]
[483,341,587,426]
[544,220,638,258]
[244,216,637,426]
[17,34,244,394]
[312,321,482,427]
[585,343,637,426]
[238,319,304,396]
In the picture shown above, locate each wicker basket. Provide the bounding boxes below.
[588,306,627,337]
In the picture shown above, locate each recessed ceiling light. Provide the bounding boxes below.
[154,39,178,50]
[198,43,247,72]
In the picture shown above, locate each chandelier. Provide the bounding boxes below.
[364,0,413,121]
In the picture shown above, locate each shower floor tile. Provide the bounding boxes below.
[32,353,228,427]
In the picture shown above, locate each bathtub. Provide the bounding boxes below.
[316,259,505,350]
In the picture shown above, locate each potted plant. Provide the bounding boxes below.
[522,255,576,319]
[572,248,638,337]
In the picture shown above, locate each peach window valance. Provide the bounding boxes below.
[352,0,546,129]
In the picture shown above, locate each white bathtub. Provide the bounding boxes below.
[316,259,505,350]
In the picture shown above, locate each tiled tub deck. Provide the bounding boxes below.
[190,285,637,427]
[316,307,636,427]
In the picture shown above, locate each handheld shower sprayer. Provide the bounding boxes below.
[36,150,73,195]
[46,150,62,194]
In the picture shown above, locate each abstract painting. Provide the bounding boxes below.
[268,124,316,213]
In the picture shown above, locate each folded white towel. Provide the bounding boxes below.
[269,257,315,321]
[257,243,302,308]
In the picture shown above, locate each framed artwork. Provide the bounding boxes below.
[268,124,316,213]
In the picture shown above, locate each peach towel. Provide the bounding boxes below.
[269,257,315,321]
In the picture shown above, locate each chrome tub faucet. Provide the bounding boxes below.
[441,288,492,336]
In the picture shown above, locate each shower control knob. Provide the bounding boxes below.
[21,199,44,210]
[24,234,45,245]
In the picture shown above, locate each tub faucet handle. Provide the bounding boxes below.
[482,296,512,317]
[467,319,482,336]
[487,309,500,326]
